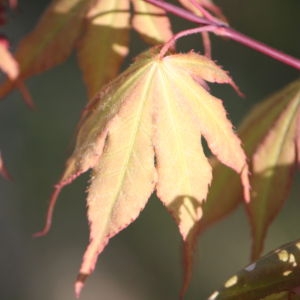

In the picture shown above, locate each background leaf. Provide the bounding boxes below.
[246,80,300,260]
[0,38,19,80]
[132,0,173,44]
[0,0,92,98]
[207,239,300,300]
[76,0,130,99]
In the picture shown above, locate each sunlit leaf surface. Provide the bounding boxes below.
[35,48,249,295]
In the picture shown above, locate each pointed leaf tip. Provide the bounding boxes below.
[75,272,88,298]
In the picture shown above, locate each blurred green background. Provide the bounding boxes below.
[0,0,299,299]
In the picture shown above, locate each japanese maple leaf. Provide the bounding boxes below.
[0,0,172,100]
[35,48,250,296]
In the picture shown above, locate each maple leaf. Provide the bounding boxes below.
[35,48,249,296]
[0,0,173,100]
[181,79,300,298]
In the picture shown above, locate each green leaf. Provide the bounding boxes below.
[207,239,300,300]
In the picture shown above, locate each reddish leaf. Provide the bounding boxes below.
[0,37,19,80]
[0,0,92,98]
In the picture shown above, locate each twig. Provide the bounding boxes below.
[144,0,300,70]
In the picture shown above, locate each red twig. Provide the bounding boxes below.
[145,0,300,70]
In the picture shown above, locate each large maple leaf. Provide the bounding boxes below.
[35,48,250,296]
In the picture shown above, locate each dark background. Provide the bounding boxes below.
[0,0,299,299]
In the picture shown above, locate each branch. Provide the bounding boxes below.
[144,0,300,70]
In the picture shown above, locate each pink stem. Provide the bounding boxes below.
[144,0,300,70]
[159,25,217,57]
[33,183,64,237]
[217,27,300,70]
[144,0,214,26]
[201,31,211,58]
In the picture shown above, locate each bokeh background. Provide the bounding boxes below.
[0,0,299,299]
